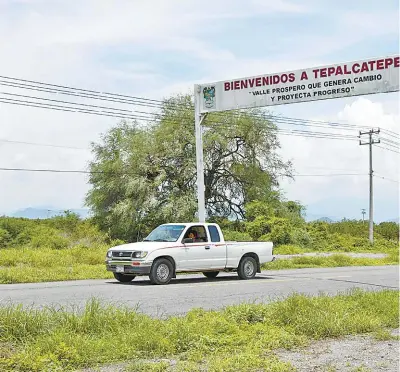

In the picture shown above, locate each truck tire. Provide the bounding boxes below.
[149,258,173,285]
[237,256,257,280]
[113,273,136,282]
[202,271,219,278]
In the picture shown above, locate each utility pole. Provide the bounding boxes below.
[361,208,366,222]
[359,128,380,244]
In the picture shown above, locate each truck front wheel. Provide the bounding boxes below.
[237,256,257,280]
[113,273,136,282]
[149,258,173,285]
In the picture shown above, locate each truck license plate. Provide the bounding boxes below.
[116,266,124,273]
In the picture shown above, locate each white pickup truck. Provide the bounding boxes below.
[105,222,274,285]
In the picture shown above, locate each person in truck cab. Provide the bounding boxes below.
[187,229,202,242]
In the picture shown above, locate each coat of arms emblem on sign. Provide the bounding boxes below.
[203,86,216,109]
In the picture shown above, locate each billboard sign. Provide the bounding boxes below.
[197,55,399,113]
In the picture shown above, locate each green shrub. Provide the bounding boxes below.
[223,230,252,242]
[0,228,11,248]
[0,217,38,240]
[306,221,330,242]
[273,244,305,255]
[267,217,291,245]
[30,233,69,250]
[289,228,312,247]
[245,216,270,240]
[376,222,399,241]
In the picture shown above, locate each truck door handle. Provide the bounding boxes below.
[205,246,210,250]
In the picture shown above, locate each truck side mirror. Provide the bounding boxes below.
[183,238,194,244]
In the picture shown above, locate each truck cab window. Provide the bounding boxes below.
[208,225,221,242]
[184,226,208,242]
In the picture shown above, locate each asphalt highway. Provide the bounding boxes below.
[1,265,398,317]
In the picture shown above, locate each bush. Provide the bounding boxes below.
[245,216,270,240]
[267,217,291,245]
[223,230,253,242]
[0,228,11,248]
[376,222,399,241]
[273,244,305,255]
[30,232,70,250]
[289,228,312,247]
[306,221,330,242]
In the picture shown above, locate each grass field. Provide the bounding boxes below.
[262,252,398,270]
[0,216,398,284]
[0,248,397,284]
[0,244,398,284]
[0,289,398,371]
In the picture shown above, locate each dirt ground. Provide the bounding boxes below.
[275,329,399,372]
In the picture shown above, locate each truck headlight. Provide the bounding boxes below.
[106,250,113,258]
[132,251,148,258]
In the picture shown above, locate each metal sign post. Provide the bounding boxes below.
[194,85,206,222]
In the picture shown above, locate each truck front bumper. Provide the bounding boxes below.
[106,261,152,275]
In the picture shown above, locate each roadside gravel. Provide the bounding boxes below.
[275,329,399,372]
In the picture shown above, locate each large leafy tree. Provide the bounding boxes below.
[85,94,292,240]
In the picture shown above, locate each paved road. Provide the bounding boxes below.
[0,266,398,317]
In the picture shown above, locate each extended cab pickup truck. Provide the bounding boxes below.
[105,223,274,285]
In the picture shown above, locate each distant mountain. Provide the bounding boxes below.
[314,217,335,223]
[304,213,340,222]
[304,196,398,224]
[7,207,91,219]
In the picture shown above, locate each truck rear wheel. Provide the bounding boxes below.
[113,273,136,282]
[149,258,173,285]
[237,256,257,280]
[202,271,219,278]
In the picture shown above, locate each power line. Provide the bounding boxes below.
[291,173,366,177]
[1,76,398,149]
[0,75,397,157]
[0,166,368,177]
[0,96,365,143]
[379,137,400,146]
[376,144,400,154]
[374,174,399,184]
[0,90,363,134]
[0,138,88,150]
[0,97,154,121]
[379,138,400,149]
[0,74,386,133]
[0,123,395,156]
[0,167,95,174]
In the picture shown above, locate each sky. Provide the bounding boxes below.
[0,0,398,222]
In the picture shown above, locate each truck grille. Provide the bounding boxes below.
[112,251,132,258]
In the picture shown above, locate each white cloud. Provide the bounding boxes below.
[279,97,399,220]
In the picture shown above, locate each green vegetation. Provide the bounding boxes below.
[0,211,398,283]
[85,95,292,241]
[1,94,397,283]
[1,93,396,283]
[263,252,398,270]
[0,213,115,283]
[0,289,397,371]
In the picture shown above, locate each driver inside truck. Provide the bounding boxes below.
[187,229,201,242]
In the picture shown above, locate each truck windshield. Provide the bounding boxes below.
[143,225,186,242]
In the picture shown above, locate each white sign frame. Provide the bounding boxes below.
[194,55,399,222]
